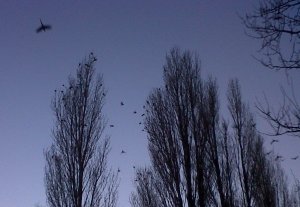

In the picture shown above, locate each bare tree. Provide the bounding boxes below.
[44,54,118,207]
[227,79,257,207]
[142,48,217,207]
[250,137,277,207]
[243,0,300,137]
[227,79,292,207]
[243,0,300,70]
[210,118,239,207]
[131,48,292,207]
[130,167,166,207]
[256,85,300,137]
[135,48,243,207]
[228,79,277,207]
[290,175,300,207]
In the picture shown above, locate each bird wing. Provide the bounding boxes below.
[36,26,43,33]
[44,25,52,30]
[36,24,52,33]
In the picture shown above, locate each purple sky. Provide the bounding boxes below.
[0,1,299,206]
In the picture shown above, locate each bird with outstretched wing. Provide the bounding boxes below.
[36,19,52,33]
[291,155,299,160]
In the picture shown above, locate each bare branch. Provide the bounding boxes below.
[45,54,118,207]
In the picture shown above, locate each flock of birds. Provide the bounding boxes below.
[38,19,298,179]
[38,18,144,177]
[268,139,299,162]
[111,101,299,174]
[110,101,147,175]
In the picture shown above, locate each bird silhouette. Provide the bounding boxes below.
[275,155,283,161]
[133,111,137,114]
[141,113,145,116]
[270,139,279,145]
[291,155,299,160]
[117,168,120,173]
[36,19,52,33]
[121,150,126,154]
[121,102,124,106]
[110,125,114,127]
[266,151,272,155]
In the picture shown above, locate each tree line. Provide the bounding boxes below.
[130,48,299,207]
[44,0,300,206]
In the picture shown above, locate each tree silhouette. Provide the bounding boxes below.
[227,79,281,207]
[243,0,300,70]
[243,0,300,137]
[130,167,164,207]
[44,54,118,207]
[143,48,215,206]
[131,48,292,207]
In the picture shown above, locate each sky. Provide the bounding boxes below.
[0,1,299,206]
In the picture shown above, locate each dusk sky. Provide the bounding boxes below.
[0,1,299,206]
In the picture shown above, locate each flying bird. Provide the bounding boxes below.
[121,150,126,154]
[291,155,299,160]
[141,113,145,117]
[36,19,52,33]
[117,168,120,173]
[121,102,124,106]
[110,124,114,127]
[266,150,272,155]
[270,139,279,145]
[275,155,283,161]
[133,111,137,114]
